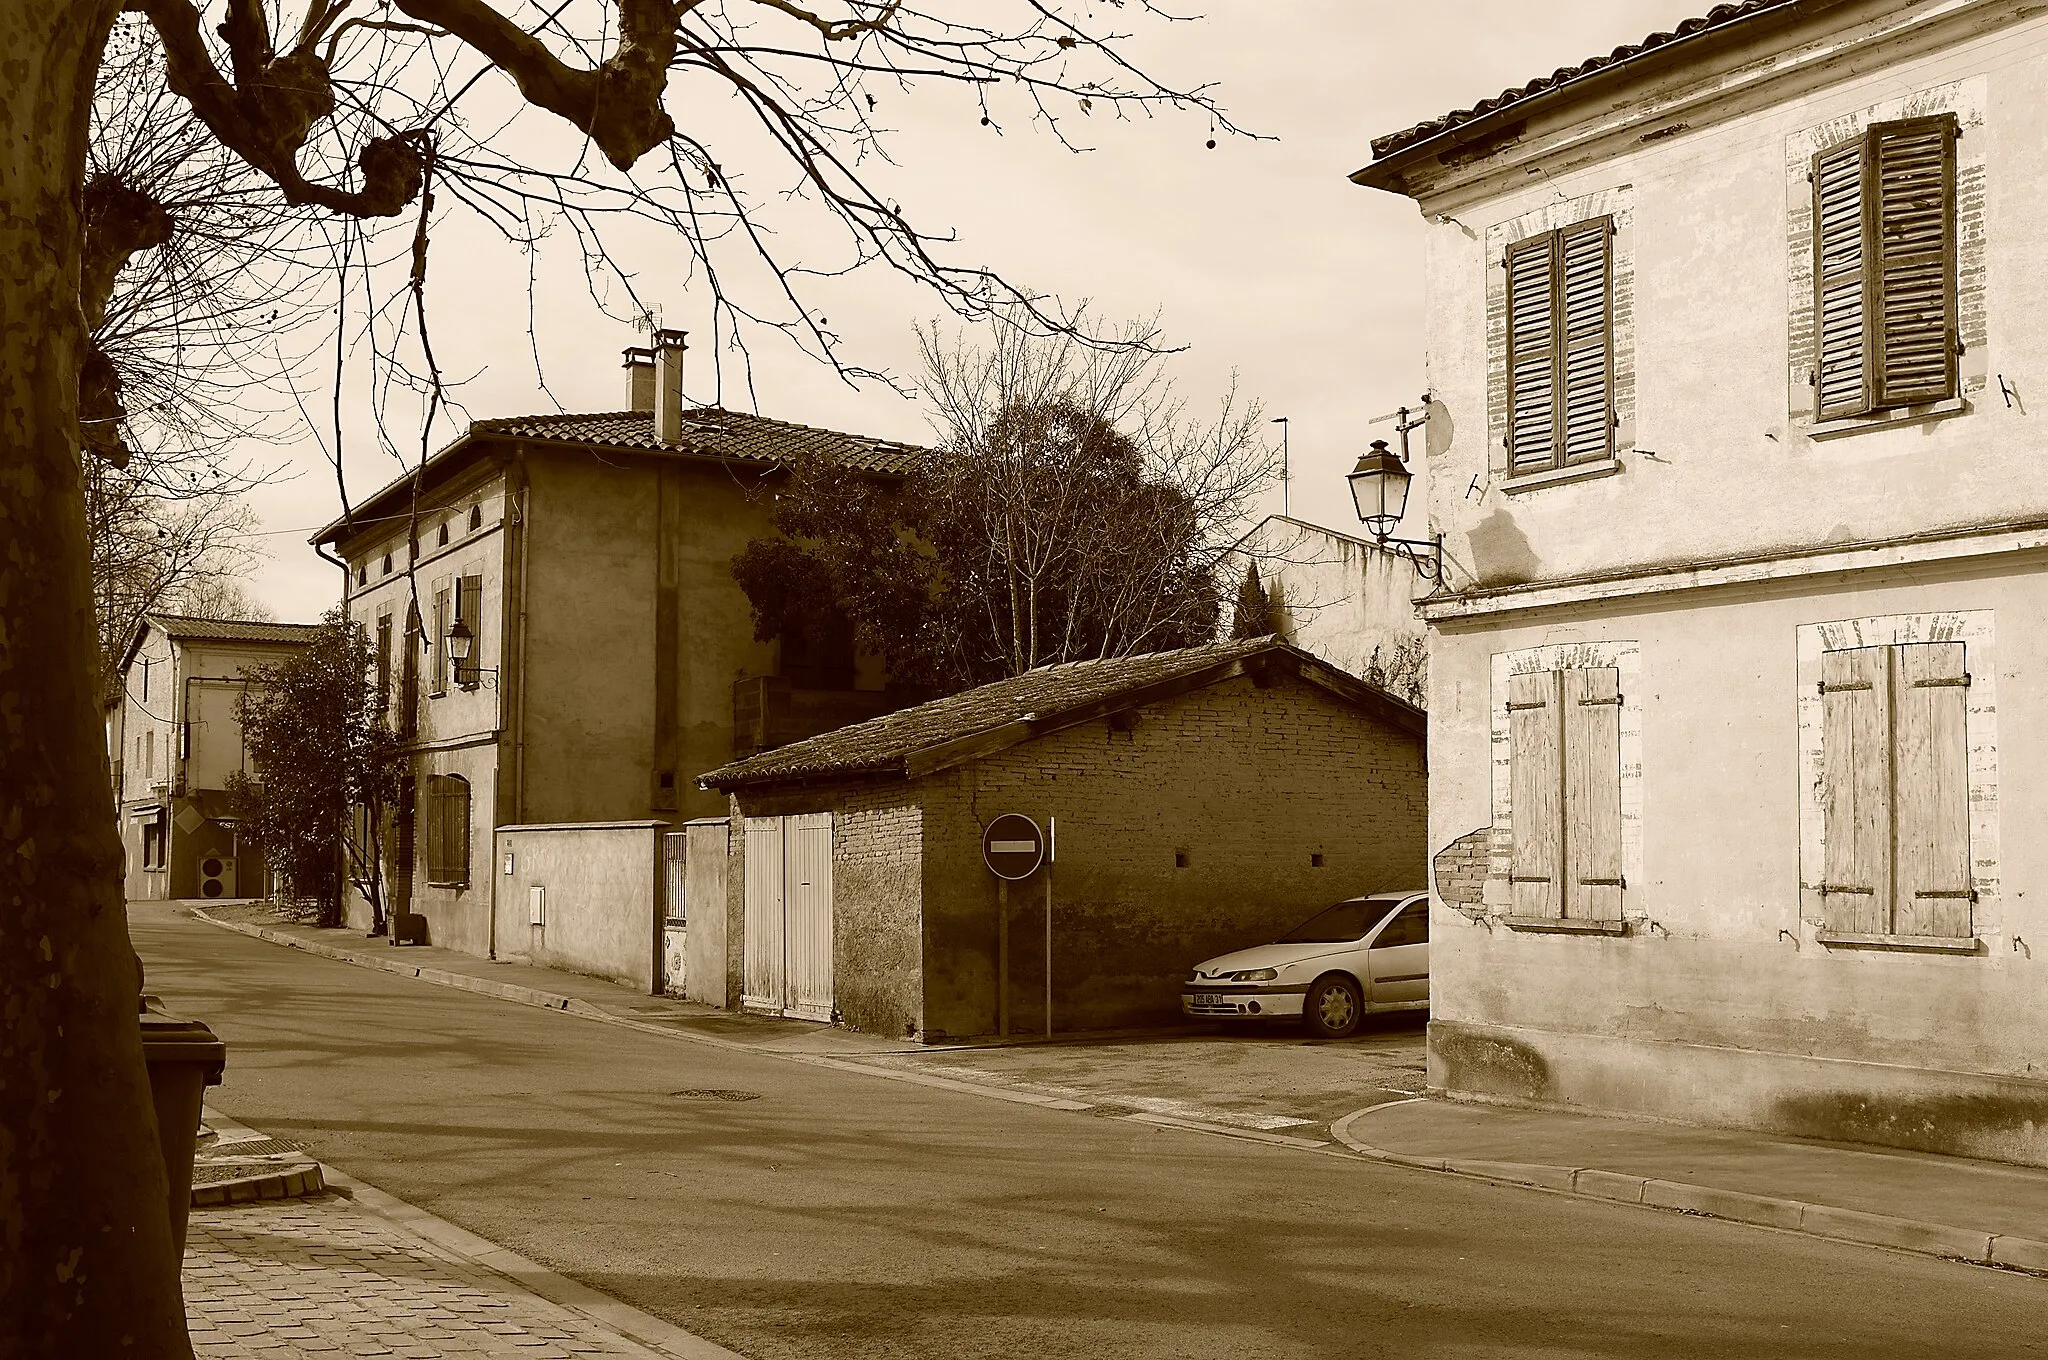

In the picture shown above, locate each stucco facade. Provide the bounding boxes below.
[706,642,1429,1040]
[1360,0,2048,1163]
[319,342,920,958]
[108,616,319,902]
[1227,516,1428,697]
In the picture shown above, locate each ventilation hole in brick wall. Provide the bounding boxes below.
[1174,850,1190,869]
[1311,852,1325,868]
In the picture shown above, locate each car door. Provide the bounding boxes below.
[1365,896,1429,1007]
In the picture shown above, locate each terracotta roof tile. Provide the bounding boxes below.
[1367,1,1801,162]
[471,407,927,475]
[146,614,322,646]
[699,637,1423,789]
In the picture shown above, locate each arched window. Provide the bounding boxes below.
[422,774,471,886]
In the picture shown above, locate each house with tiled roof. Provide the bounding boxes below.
[1357,0,2048,1164]
[308,331,928,963]
[109,612,322,900]
[693,638,1427,1037]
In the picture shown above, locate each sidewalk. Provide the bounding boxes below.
[184,1114,742,1359]
[1333,1096,2048,1273]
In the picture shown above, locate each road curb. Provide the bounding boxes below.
[1329,1099,2048,1276]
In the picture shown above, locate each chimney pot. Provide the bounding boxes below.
[652,329,687,444]
[623,346,655,414]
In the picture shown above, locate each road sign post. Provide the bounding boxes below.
[983,815,1044,1038]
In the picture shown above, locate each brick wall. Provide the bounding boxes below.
[915,671,1427,1038]
[830,791,923,1037]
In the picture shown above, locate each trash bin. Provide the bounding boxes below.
[139,996,226,1256]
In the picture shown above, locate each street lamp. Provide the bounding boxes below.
[1348,399,1443,582]
[444,619,497,689]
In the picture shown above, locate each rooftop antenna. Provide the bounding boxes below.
[1270,416,1289,517]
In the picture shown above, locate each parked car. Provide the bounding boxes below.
[1180,891,1428,1039]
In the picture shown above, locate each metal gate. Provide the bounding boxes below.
[661,832,688,996]
[741,813,834,1020]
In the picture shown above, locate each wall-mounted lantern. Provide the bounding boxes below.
[1348,398,1444,582]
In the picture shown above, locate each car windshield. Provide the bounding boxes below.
[1277,899,1399,944]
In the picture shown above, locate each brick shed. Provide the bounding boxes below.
[697,637,1427,1040]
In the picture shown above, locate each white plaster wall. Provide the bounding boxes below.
[1229,517,1425,681]
[1411,8,2048,592]
[1426,564,2047,1087]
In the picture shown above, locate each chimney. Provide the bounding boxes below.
[652,328,687,443]
[622,345,655,413]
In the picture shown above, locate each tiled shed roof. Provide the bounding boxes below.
[699,637,1424,790]
[470,407,927,475]
[146,614,322,646]
[1367,1,1801,162]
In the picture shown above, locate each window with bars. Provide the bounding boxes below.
[1505,216,1615,476]
[1816,643,1972,941]
[1812,115,1959,420]
[422,774,471,886]
[1507,666,1623,926]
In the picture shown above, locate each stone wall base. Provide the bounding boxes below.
[1428,1018,2048,1168]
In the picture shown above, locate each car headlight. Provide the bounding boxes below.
[1231,968,1279,982]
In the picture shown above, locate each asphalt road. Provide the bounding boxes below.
[137,902,2048,1359]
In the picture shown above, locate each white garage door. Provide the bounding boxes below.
[742,813,834,1020]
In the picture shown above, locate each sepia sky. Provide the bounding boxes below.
[237,1,1693,621]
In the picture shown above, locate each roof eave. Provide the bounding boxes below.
[1350,0,1833,199]
[310,424,488,550]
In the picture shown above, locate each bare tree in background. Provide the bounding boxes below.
[3,7,1252,1354]
[735,315,1277,691]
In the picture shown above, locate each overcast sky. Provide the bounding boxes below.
[236,0,1693,621]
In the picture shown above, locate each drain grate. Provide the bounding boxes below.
[670,1089,762,1102]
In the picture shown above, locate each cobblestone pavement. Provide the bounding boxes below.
[183,1195,668,1359]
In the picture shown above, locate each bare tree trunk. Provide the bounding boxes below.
[0,5,194,1356]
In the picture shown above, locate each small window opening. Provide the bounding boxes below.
[437,521,449,547]
[658,771,675,789]
[355,563,366,586]
[1311,852,1325,868]
[381,553,393,576]
[469,504,483,531]
[1174,850,1190,869]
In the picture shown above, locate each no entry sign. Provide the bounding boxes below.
[982,813,1045,881]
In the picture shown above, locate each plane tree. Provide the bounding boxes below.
[0,4,1245,1353]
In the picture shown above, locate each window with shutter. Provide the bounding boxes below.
[455,575,483,686]
[1811,116,1957,419]
[1817,643,1970,939]
[1506,217,1614,474]
[421,778,444,882]
[1508,666,1623,926]
[375,614,392,718]
[431,582,451,695]
[400,607,421,738]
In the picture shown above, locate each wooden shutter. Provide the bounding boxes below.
[1508,669,1564,918]
[442,777,470,883]
[400,606,421,737]
[422,778,445,882]
[1505,233,1559,473]
[1893,642,1970,937]
[431,580,451,693]
[1563,666,1623,920]
[1818,647,1890,933]
[1871,116,1958,408]
[1559,218,1614,465]
[376,615,392,717]
[455,575,483,685]
[1813,138,1873,418]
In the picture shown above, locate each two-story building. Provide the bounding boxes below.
[109,613,321,900]
[312,330,923,960]
[1358,0,2048,1165]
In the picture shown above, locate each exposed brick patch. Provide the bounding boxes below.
[1432,827,1491,909]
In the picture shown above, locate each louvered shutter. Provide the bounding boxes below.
[1892,642,1970,937]
[1563,666,1623,920]
[422,778,446,882]
[443,777,470,882]
[1508,669,1564,918]
[1872,117,1958,407]
[1506,234,1558,473]
[1818,647,1890,933]
[455,574,483,685]
[1813,138,1873,418]
[1559,219,1614,465]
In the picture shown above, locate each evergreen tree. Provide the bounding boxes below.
[1230,559,1278,639]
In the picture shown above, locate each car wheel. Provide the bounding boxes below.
[1303,974,1363,1040]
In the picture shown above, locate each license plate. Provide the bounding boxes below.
[1191,993,1228,1005]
